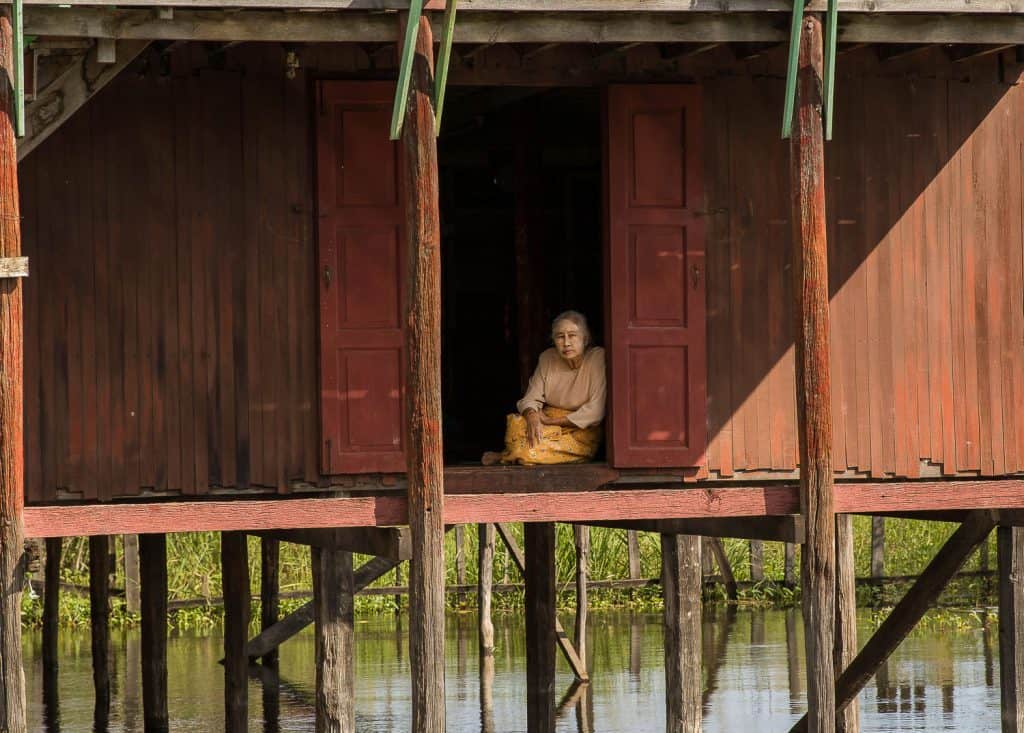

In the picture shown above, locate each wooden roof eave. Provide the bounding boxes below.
[23,8,1024,45]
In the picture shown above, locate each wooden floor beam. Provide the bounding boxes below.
[23,9,1024,45]
[250,527,411,561]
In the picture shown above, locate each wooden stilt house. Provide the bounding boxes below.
[0,2,1022,732]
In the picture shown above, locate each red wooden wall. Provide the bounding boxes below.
[19,44,1024,503]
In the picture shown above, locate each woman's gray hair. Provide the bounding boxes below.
[551,310,591,347]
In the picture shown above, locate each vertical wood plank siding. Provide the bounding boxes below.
[20,47,1024,502]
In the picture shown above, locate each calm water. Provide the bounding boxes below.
[26,608,1000,732]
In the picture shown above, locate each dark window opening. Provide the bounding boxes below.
[438,88,604,464]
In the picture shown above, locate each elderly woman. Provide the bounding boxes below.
[482,310,606,466]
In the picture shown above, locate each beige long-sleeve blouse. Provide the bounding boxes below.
[516,346,607,429]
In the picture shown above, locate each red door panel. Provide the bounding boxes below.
[317,81,406,474]
[605,85,707,468]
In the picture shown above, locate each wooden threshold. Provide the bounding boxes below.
[21,478,1024,538]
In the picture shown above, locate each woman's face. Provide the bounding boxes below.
[553,320,585,361]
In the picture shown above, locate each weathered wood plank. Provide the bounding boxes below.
[24,9,1024,44]
[25,480,1024,537]
[791,15,835,733]
[20,0,1024,11]
[18,39,148,161]
[0,256,27,278]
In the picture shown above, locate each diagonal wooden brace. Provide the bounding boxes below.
[788,510,998,732]
[495,522,589,681]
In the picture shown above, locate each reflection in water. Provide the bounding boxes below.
[25,607,1001,732]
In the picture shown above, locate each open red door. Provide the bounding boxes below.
[605,85,707,468]
[316,82,406,474]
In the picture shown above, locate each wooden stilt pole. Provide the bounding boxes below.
[221,531,250,733]
[525,522,556,733]
[790,510,997,732]
[790,14,835,733]
[662,533,701,733]
[261,537,280,669]
[574,525,589,669]
[786,608,802,701]
[42,537,61,671]
[479,523,496,733]
[627,530,641,582]
[313,545,355,733]
[750,540,764,583]
[400,11,445,733]
[0,8,25,727]
[784,543,797,588]
[139,533,168,733]
[124,534,141,614]
[870,517,885,579]
[999,525,1024,732]
[455,525,467,601]
[835,516,858,733]
[90,535,111,723]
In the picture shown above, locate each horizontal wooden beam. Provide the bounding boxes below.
[22,478,1024,537]
[583,515,805,543]
[20,0,1024,12]
[248,527,410,560]
[25,9,1024,45]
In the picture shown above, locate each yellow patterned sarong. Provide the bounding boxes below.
[500,407,602,465]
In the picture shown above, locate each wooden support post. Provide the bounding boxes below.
[785,542,797,588]
[870,517,885,579]
[789,510,997,733]
[124,534,141,614]
[139,533,168,733]
[89,535,111,722]
[478,524,495,661]
[835,516,858,733]
[261,537,280,669]
[400,12,445,732]
[313,546,355,733]
[627,530,641,581]
[42,537,61,671]
[574,525,589,668]
[662,534,701,733]
[221,531,250,733]
[701,538,714,578]
[455,525,467,599]
[525,523,556,733]
[750,540,764,582]
[790,14,835,733]
[0,9,25,726]
[999,526,1024,732]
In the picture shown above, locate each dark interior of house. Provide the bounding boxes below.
[438,87,604,463]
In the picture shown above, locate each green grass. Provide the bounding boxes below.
[23,517,999,629]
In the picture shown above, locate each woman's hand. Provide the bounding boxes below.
[538,412,573,428]
[525,409,544,447]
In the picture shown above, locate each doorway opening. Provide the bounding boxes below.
[438,88,604,463]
